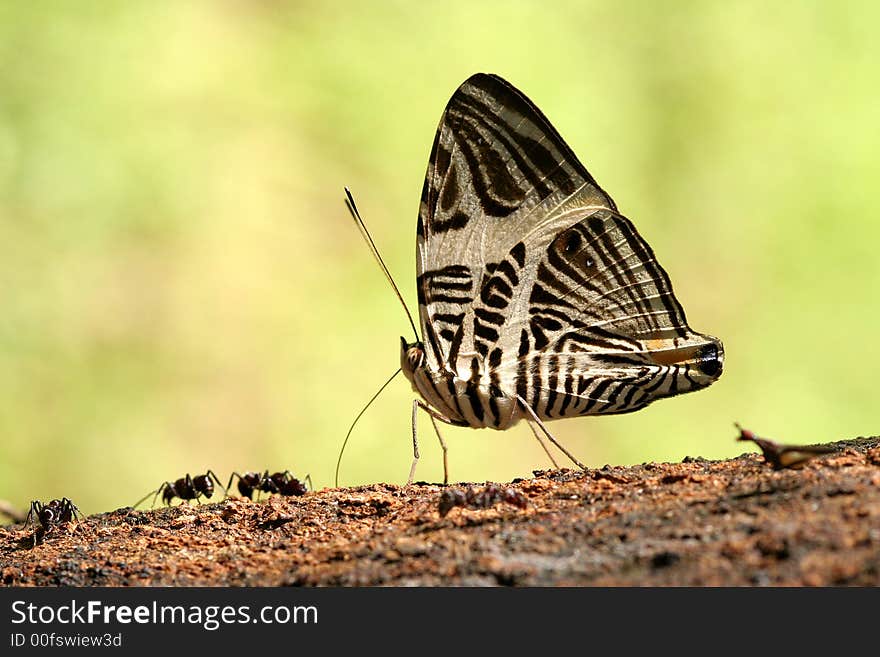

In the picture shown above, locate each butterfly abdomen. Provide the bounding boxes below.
[403,358,520,430]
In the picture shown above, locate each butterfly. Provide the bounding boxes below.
[343,73,723,486]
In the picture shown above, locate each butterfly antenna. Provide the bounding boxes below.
[344,187,419,341]
[335,367,402,487]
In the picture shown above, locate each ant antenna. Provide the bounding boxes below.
[344,187,419,341]
[335,367,402,487]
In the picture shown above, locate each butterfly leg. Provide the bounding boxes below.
[516,395,587,471]
[410,399,453,485]
[524,419,560,469]
[408,399,421,485]
[427,412,449,486]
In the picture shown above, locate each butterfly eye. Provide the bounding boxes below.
[407,346,425,371]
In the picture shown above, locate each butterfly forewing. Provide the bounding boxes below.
[408,73,722,430]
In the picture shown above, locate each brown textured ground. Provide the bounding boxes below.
[2,436,880,586]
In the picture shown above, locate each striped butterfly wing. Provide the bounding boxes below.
[415,73,723,427]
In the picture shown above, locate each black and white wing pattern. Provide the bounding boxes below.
[406,73,723,430]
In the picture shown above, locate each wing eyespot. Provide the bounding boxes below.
[563,231,581,255]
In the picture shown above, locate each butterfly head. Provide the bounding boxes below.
[400,336,426,380]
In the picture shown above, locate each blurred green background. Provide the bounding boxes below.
[1,1,878,517]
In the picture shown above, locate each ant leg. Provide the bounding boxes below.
[133,487,158,510]
[206,470,227,499]
[303,474,312,491]
[62,498,84,523]
[134,483,167,510]
[158,480,179,508]
[184,474,195,506]
[25,502,38,526]
[258,470,272,501]
[26,501,41,548]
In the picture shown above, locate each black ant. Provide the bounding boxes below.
[227,470,312,500]
[266,471,311,497]
[134,470,226,508]
[24,497,83,547]
[227,471,263,499]
[438,484,528,518]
